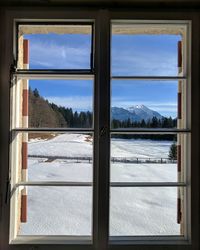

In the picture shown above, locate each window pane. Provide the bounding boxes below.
[112,24,184,76]
[14,186,92,236]
[111,80,178,128]
[110,187,183,236]
[110,134,180,183]
[18,24,92,70]
[13,79,93,128]
[13,132,93,182]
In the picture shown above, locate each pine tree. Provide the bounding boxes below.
[151,116,158,128]
[168,141,177,160]
[33,88,40,98]
[141,119,146,128]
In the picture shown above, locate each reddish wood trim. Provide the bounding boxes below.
[177,197,182,224]
[177,144,181,172]
[22,142,27,169]
[23,39,29,64]
[21,194,27,223]
[178,41,182,68]
[22,89,28,116]
[178,92,182,119]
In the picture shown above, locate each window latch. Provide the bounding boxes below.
[99,126,107,138]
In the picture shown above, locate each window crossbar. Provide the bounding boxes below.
[111,76,186,81]
[11,128,94,133]
[13,181,186,188]
[11,128,190,134]
[13,70,94,80]
[110,128,190,134]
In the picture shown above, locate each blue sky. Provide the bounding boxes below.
[25,32,181,118]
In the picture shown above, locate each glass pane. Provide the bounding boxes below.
[110,187,183,236]
[14,79,93,128]
[15,186,92,236]
[18,24,92,70]
[13,132,93,182]
[111,80,178,128]
[110,134,181,182]
[112,24,184,76]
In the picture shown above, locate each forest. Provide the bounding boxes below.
[29,88,177,141]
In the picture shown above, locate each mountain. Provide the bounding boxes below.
[111,105,162,122]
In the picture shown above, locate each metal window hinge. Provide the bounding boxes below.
[10,59,17,74]
[10,59,17,88]
[5,178,11,205]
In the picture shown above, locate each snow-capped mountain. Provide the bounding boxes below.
[111,105,162,122]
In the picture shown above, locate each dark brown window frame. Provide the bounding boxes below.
[0,7,199,250]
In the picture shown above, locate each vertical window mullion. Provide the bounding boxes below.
[93,10,111,250]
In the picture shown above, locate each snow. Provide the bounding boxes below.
[29,133,93,157]
[19,133,180,236]
[110,187,178,235]
[111,138,172,158]
[20,186,92,235]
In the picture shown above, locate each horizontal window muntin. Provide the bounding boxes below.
[10,235,92,245]
[109,235,186,243]
[111,76,186,80]
[13,71,94,78]
[110,129,190,134]
[17,22,94,71]
[13,182,186,189]
[11,182,186,204]
[11,128,94,133]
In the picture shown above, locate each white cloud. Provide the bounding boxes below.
[112,48,178,76]
[30,40,90,69]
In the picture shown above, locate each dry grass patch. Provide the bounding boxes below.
[28,133,57,141]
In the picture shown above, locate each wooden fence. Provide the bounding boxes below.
[28,155,177,164]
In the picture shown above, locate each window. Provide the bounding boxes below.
[10,23,94,243]
[0,8,198,250]
[10,18,191,245]
[109,22,191,240]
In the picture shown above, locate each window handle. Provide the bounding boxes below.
[99,126,107,138]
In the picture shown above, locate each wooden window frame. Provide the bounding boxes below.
[0,7,199,250]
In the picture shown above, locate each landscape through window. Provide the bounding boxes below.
[10,21,190,243]
[109,23,188,238]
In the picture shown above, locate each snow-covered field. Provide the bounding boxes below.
[19,134,180,236]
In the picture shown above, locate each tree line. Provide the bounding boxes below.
[29,88,92,128]
[111,116,177,129]
[29,88,177,141]
[111,117,177,141]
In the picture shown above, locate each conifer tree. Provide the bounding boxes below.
[168,141,177,160]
